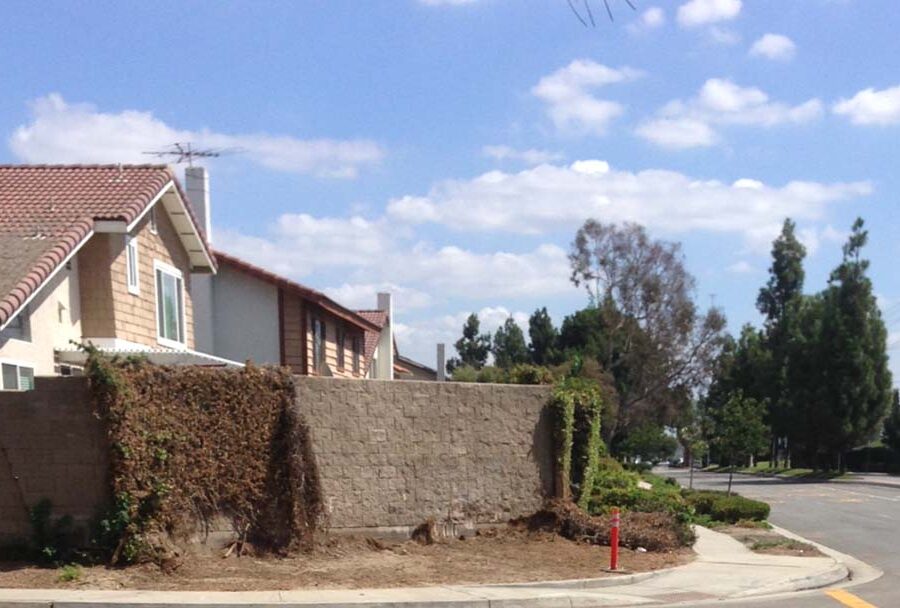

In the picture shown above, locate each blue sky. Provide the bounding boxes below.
[3,0,900,373]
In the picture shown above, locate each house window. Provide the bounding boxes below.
[1,361,34,391]
[149,206,159,235]
[312,318,325,372]
[126,235,140,295]
[336,327,345,370]
[154,261,185,347]
[352,335,361,375]
[0,306,31,342]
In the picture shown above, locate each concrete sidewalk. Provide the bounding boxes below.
[0,527,853,608]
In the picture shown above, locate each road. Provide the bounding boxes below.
[663,468,898,608]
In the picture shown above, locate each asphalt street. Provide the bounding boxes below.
[663,468,898,608]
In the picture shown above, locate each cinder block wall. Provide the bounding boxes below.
[0,378,109,544]
[0,377,553,542]
[296,377,554,532]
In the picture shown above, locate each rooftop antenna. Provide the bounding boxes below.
[142,142,239,166]
[566,0,636,27]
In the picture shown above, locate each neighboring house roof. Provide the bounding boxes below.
[356,309,388,368]
[213,250,380,333]
[0,164,215,330]
[396,354,437,378]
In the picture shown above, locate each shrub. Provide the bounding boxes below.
[623,461,654,474]
[476,366,507,384]
[682,490,770,523]
[594,467,640,490]
[598,456,624,473]
[549,377,604,508]
[451,365,479,382]
[508,364,555,385]
[58,564,81,583]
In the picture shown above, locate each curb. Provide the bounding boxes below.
[729,563,849,598]
[479,568,663,590]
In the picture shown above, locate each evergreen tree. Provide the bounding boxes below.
[446,313,491,373]
[709,391,769,494]
[883,390,900,454]
[756,219,807,465]
[492,317,529,368]
[817,218,892,469]
[527,307,559,365]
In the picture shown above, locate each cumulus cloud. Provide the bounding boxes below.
[9,94,384,178]
[628,7,665,33]
[482,144,564,165]
[323,283,433,313]
[677,0,742,27]
[636,78,823,149]
[833,85,900,125]
[531,60,642,136]
[386,160,871,251]
[726,260,757,274]
[749,34,797,61]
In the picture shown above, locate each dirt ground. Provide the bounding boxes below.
[0,527,693,591]
[715,525,823,557]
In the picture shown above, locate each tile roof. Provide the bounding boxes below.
[214,250,380,333]
[0,164,213,328]
[356,310,388,369]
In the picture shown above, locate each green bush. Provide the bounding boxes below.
[623,461,653,473]
[597,456,624,473]
[451,365,479,382]
[594,467,640,490]
[476,366,507,383]
[508,364,555,385]
[682,490,770,523]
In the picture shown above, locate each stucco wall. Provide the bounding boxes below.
[0,256,82,376]
[207,264,281,365]
[296,377,554,531]
[0,378,108,544]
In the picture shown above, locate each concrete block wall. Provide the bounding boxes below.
[0,377,109,544]
[296,377,554,532]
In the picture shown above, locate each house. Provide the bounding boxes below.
[195,250,390,378]
[184,166,398,379]
[0,164,228,390]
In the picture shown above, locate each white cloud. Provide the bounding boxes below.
[833,85,900,125]
[531,60,642,136]
[9,94,384,179]
[636,78,824,149]
[323,283,433,313]
[482,144,564,165]
[628,7,665,33]
[677,0,742,28]
[726,260,757,274]
[749,34,797,61]
[386,160,871,251]
[708,26,741,46]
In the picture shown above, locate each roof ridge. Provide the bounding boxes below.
[0,163,171,170]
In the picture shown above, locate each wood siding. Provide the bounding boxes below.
[77,204,195,349]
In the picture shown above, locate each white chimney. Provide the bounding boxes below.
[185,166,211,242]
[375,292,394,380]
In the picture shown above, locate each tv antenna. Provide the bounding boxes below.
[142,142,239,166]
[566,0,635,26]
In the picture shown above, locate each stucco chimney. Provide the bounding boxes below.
[185,166,211,243]
[375,292,394,380]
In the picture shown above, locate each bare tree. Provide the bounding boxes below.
[569,220,727,436]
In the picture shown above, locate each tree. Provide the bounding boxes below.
[618,424,678,463]
[446,313,491,373]
[756,219,807,466]
[568,220,727,440]
[883,390,900,454]
[710,391,769,494]
[528,307,559,365]
[492,317,529,368]
[816,218,892,469]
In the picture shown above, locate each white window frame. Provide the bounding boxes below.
[126,235,140,295]
[153,260,186,349]
[0,358,35,391]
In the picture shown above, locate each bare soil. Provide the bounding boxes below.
[0,528,693,591]
[716,526,823,557]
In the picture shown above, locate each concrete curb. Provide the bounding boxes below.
[729,562,849,598]
[478,569,663,590]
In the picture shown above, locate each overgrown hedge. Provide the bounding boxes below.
[85,349,322,564]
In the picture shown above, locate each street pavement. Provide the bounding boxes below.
[664,468,898,608]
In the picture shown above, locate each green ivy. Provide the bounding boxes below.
[549,377,603,506]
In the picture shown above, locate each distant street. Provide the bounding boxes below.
[665,468,899,608]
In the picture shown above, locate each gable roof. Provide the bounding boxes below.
[0,164,215,330]
[356,309,388,368]
[213,250,380,333]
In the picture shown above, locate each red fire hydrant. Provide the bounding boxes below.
[610,507,620,571]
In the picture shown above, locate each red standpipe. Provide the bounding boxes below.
[610,507,620,571]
